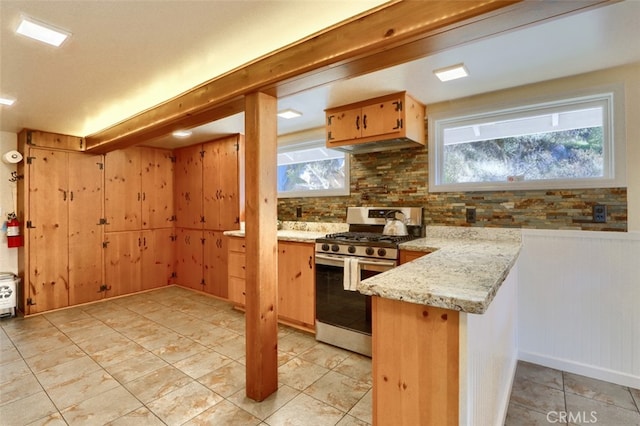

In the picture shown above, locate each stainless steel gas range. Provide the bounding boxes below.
[314,206,423,356]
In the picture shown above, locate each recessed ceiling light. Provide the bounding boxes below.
[172,130,192,138]
[277,109,302,119]
[434,63,469,82]
[16,16,70,47]
[0,97,16,106]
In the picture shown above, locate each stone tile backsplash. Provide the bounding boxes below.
[277,144,627,231]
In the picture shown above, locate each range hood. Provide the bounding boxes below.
[324,91,426,154]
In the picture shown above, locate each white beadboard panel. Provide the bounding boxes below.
[460,262,519,426]
[518,229,640,388]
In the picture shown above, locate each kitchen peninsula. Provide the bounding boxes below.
[358,226,522,425]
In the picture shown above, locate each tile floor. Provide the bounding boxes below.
[505,361,640,425]
[1,285,638,425]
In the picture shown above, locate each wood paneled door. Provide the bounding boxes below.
[174,144,203,229]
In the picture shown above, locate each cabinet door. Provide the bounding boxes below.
[141,148,174,229]
[141,229,175,290]
[104,232,142,297]
[105,148,142,232]
[27,149,69,313]
[361,99,403,139]
[227,237,246,305]
[326,108,361,143]
[68,153,104,305]
[202,141,219,229]
[278,241,315,326]
[203,231,228,298]
[203,136,240,230]
[174,145,203,229]
[175,228,203,290]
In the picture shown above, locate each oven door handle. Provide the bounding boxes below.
[315,253,396,269]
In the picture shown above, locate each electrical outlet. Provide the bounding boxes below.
[592,204,607,223]
[465,208,476,224]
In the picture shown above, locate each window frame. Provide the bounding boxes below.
[277,138,350,198]
[428,88,626,192]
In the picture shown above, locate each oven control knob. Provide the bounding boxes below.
[377,248,387,257]
[348,245,356,254]
[321,244,330,252]
[331,244,340,252]
[365,247,375,256]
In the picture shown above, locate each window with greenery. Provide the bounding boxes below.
[429,92,624,192]
[277,140,349,198]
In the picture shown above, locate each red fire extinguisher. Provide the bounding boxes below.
[6,213,23,248]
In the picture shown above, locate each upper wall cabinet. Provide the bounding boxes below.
[325,91,425,154]
[174,134,245,231]
[105,147,174,232]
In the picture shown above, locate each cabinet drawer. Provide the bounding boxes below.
[228,237,246,253]
[228,252,246,278]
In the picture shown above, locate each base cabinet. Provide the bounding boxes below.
[227,237,315,329]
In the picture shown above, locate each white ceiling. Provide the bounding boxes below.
[1,1,640,150]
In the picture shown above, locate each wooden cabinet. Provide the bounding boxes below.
[203,230,228,298]
[278,241,315,327]
[174,144,203,229]
[20,147,103,314]
[226,237,315,329]
[105,146,174,232]
[227,237,246,305]
[175,228,204,291]
[104,229,175,296]
[325,91,425,152]
[21,129,85,151]
[399,249,430,265]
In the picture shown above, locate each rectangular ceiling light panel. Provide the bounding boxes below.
[434,63,469,82]
[17,16,70,47]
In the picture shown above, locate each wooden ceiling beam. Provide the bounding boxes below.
[84,0,613,153]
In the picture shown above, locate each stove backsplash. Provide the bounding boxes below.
[277,144,627,232]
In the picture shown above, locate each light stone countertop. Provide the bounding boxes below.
[223,221,348,243]
[357,226,522,314]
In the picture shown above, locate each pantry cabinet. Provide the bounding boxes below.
[174,144,203,229]
[226,237,315,330]
[325,91,425,152]
[19,146,103,314]
[175,228,204,291]
[104,229,175,297]
[203,230,228,298]
[105,147,174,232]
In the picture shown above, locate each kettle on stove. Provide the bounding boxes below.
[382,210,408,236]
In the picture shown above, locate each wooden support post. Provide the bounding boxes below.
[244,91,279,401]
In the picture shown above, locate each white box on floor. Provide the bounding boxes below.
[0,272,18,317]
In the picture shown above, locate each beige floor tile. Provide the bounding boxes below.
[336,414,369,426]
[63,322,115,343]
[300,343,352,369]
[348,388,372,424]
[224,317,246,335]
[278,331,318,356]
[0,357,31,385]
[198,360,246,397]
[0,370,42,405]
[124,364,192,403]
[227,385,300,420]
[61,385,141,425]
[44,307,93,326]
[146,380,223,426]
[333,354,372,386]
[185,399,261,425]
[211,333,246,360]
[46,368,119,410]
[129,327,183,351]
[13,333,74,359]
[45,316,98,333]
[35,356,102,389]
[106,407,165,425]
[278,357,329,391]
[1,315,52,337]
[565,392,640,425]
[26,411,67,426]
[504,401,558,425]
[151,335,208,363]
[515,361,564,391]
[0,391,59,425]
[304,370,371,412]
[0,345,22,367]
[265,392,346,426]
[173,348,232,379]
[104,351,168,383]
[563,372,637,411]
[91,340,149,367]
[73,331,130,354]
[24,344,86,373]
[509,378,566,414]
